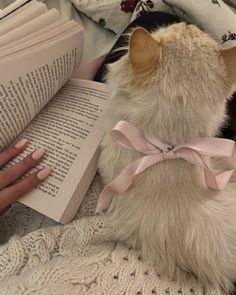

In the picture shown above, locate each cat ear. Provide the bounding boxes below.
[221,46,236,86]
[129,28,161,72]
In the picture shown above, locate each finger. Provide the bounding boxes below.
[0,138,28,168]
[0,167,51,214]
[0,147,45,190]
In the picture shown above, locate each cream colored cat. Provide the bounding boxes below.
[98,23,236,293]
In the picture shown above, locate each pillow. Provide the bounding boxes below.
[71,0,236,47]
[70,0,170,34]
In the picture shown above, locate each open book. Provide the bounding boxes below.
[0,0,109,223]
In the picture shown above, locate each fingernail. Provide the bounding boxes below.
[37,167,51,180]
[32,148,45,160]
[14,138,27,149]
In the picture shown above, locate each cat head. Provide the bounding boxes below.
[106,23,236,143]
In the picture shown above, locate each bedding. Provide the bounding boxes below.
[72,0,236,48]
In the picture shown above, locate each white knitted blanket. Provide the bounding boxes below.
[0,177,218,295]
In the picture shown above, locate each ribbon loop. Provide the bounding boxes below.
[111,121,158,154]
[96,121,235,213]
[174,137,235,157]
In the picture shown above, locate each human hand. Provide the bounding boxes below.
[0,138,51,215]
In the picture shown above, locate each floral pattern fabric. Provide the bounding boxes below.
[71,0,236,48]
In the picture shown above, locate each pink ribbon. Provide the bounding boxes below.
[96,121,235,213]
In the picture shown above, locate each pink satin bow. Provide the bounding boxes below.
[96,121,235,213]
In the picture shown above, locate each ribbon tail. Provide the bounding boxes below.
[204,168,234,190]
[95,186,115,214]
[179,149,234,190]
[95,160,143,213]
[215,170,234,190]
[95,154,163,213]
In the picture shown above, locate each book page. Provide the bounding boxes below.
[0,20,78,58]
[15,79,109,223]
[0,0,33,19]
[0,9,62,48]
[0,1,47,36]
[0,26,83,150]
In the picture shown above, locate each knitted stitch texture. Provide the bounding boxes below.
[0,177,218,295]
